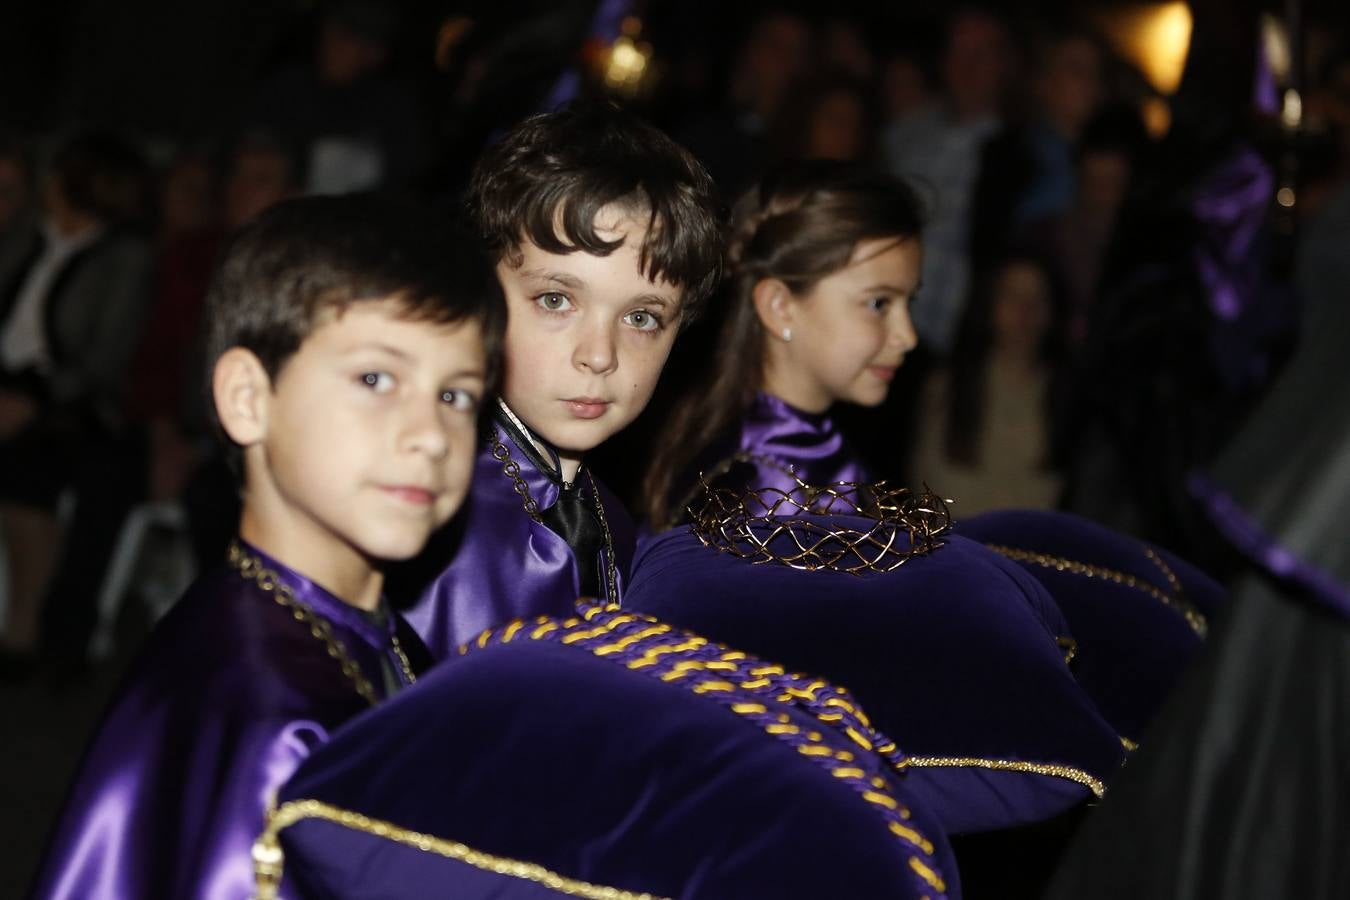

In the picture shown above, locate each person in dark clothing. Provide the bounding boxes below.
[0,132,152,674]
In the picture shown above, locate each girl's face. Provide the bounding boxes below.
[991,261,1051,354]
[769,237,922,412]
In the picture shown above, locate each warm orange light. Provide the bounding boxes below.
[1141,96,1172,138]
[1098,2,1193,96]
[434,17,474,71]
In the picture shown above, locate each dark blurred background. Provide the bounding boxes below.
[1,0,1348,894]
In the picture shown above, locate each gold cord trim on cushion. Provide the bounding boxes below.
[252,799,666,900]
[688,461,953,575]
[905,756,1106,798]
[983,544,1208,638]
[463,604,951,894]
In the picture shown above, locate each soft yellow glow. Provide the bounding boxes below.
[1276,187,1296,208]
[603,35,652,96]
[1098,2,1193,96]
[1261,13,1291,83]
[1282,88,1303,128]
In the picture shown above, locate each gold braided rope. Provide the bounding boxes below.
[688,469,953,576]
[984,544,1208,638]
[228,543,416,706]
[251,799,665,900]
[905,757,1107,799]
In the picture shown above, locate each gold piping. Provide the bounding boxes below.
[252,798,667,900]
[906,756,1106,798]
[985,544,1208,638]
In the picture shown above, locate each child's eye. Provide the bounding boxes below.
[440,388,478,412]
[359,372,395,393]
[623,309,663,332]
[535,292,573,313]
[866,296,892,314]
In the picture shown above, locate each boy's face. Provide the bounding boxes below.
[496,208,682,473]
[229,298,486,576]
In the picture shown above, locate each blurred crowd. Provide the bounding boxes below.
[0,0,1348,683]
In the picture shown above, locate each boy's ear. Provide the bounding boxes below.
[212,347,273,447]
[751,277,797,339]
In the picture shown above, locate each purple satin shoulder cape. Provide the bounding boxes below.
[407,428,636,659]
[264,606,959,899]
[30,542,428,900]
[666,394,872,521]
[732,393,873,489]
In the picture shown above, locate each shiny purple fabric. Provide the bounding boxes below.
[733,393,873,489]
[1191,146,1274,322]
[30,543,426,900]
[275,636,958,899]
[1189,472,1350,619]
[407,429,636,659]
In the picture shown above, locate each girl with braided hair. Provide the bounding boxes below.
[643,159,924,530]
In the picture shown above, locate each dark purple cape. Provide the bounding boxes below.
[408,426,636,659]
[30,543,428,900]
[265,606,960,899]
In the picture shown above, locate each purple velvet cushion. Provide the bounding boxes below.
[956,509,1226,740]
[272,633,957,899]
[626,522,1126,833]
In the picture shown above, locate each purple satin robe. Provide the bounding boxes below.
[30,543,427,900]
[407,427,636,659]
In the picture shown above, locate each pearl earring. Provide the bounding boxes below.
[782,328,792,342]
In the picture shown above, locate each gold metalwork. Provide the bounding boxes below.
[687,462,952,575]
[228,543,415,705]
[490,426,544,525]
[252,799,665,900]
[906,756,1106,799]
[984,544,1208,638]
[1056,636,1079,666]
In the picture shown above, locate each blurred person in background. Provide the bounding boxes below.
[677,7,813,194]
[772,72,877,164]
[970,22,1106,274]
[884,8,1014,359]
[0,132,153,675]
[878,46,934,132]
[819,15,875,84]
[35,132,302,680]
[242,0,424,195]
[1039,105,1147,348]
[909,250,1068,516]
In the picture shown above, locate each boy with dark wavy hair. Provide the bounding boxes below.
[408,101,722,658]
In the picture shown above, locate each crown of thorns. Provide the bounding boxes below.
[687,470,953,575]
